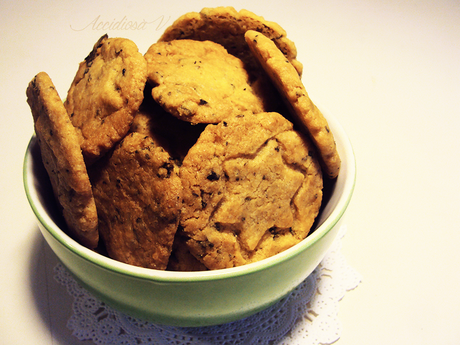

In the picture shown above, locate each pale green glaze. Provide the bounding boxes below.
[23,110,355,327]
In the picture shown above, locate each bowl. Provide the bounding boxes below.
[23,106,356,327]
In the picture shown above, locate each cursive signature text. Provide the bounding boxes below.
[70,15,171,31]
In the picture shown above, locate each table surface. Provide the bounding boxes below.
[1,1,459,344]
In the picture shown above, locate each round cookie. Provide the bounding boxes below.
[90,132,182,270]
[180,112,323,270]
[159,7,303,77]
[144,39,265,124]
[245,30,341,179]
[158,7,302,113]
[64,34,147,165]
[26,72,99,249]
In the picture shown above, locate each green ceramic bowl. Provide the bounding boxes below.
[23,107,355,327]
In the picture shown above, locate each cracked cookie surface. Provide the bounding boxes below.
[180,112,323,270]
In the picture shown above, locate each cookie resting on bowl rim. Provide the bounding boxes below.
[23,104,356,327]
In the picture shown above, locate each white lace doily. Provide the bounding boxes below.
[53,224,361,345]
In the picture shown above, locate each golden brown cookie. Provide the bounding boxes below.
[64,34,147,165]
[158,7,302,113]
[245,30,341,179]
[159,7,302,77]
[26,72,99,249]
[180,112,323,270]
[90,132,182,270]
[144,39,265,124]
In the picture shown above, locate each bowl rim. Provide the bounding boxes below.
[23,108,356,283]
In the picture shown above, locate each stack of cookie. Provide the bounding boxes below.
[26,7,340,271]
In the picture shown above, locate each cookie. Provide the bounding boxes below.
[159,7,303,77]
[26,72,99,249]
[245,30,341,179]
[64,34,147,165]
[90,132,182,270]
[158,7,302,113]
[130,86,206,162]
[180,112,323,270]
[144,39,265,124]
